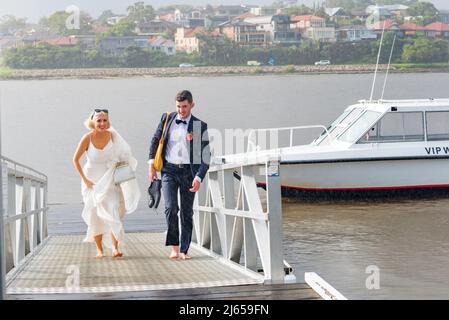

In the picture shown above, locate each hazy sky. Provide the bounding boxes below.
[1,0,448,23]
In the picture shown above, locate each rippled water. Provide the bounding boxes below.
[2,73,449,299]
[283,198,449,299]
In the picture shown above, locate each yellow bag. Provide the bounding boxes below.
[154,112,170,172]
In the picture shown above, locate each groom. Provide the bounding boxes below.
[148,90,210,260]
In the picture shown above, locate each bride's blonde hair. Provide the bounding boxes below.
[84,110,111,130]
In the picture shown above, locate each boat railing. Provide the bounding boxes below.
[247,125,330,152]
[1,156,49,275]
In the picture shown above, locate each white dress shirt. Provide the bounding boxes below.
[165,114,191,165]
[149,113,202,183]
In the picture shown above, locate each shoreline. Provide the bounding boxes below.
[2,64,449,80]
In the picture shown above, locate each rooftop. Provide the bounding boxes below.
[400,22,427,31]
[291,15,325,22]
[425,22,449,31]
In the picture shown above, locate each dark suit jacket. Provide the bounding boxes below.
[149,112,210,181]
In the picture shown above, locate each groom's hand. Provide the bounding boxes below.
[148,164,158,182]
[189,179,201,193]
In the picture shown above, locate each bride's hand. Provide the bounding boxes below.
[84,178,95,189]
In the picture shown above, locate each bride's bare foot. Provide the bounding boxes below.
[112,249,123,258]
[179,253,192,260]
[96,252,105,259]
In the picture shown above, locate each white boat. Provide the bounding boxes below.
[222,98,449,199]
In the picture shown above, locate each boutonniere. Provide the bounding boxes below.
[186,132,193,141]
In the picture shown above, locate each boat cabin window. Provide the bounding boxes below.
[358,112,424,143]
[338,111,381,143]
[426,111,449,141]
[316,108,364,145]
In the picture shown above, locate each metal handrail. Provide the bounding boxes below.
[1,156,49,285]
[247,125,329,152]
[193,155,291,283]
[1,156,47,182]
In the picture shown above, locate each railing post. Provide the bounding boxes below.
[0,145,5,301]
[7,172,17,266]
[40,184,48,241]
[15,177,25,262]
[266,159,285,283]
[222,170,235,260]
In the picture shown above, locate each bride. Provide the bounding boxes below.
[73,109,140,258]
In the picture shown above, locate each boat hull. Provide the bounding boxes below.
[276,157,449,200]
[228,153,449,200]
[279,184,449,200]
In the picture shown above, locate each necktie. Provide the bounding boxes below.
[176,119,187,125]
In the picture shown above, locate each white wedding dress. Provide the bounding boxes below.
[81,128,140,247]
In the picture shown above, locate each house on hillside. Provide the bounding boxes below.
[43,36,79,47]
[399,23,427,37]
[99,36,153,56]
[290,15,326,29]
[337,25,377,42]
[325,7,348,21]
[136,20,179,35]
[0,36,23,53]
[214,5,247,20]
[149,36,176,55]
[366,5,409,19]
[290,15,335,42]
[218,20,269,47]
[438,10,449,24]
[425,22,449,38]
[175,27,205,53]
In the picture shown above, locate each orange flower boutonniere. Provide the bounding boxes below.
[186,132,193,141]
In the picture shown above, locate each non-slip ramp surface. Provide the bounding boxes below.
[6,233,263,295]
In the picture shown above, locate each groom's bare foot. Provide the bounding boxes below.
[169,245,180,259]
[179,253,192,260]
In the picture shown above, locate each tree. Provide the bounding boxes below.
[45,11,93,35]
[282,5,313,16]
[0,15,27,35]
[98,10,117,24]
[407,2,439,25]
[157,5,194,14]
[204,5,214,15]
[126,2,155,24]
[315,6,328,19]
[103,19,136,36]
[324,0,373,11]
[38,17,49,30]
[402,37,449,63]
[371,32,404,64]
[407,2,438,18]
[374,0,417,5]
[122,46,150,67]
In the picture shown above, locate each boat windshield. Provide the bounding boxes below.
[338,111,381,143]
[316,108,365,145]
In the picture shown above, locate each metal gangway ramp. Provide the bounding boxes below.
[0,155,331,300]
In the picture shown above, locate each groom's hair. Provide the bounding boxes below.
[176,90,193,104]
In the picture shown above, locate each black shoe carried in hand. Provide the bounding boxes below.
[148,179,162,209]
